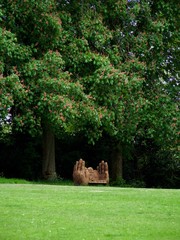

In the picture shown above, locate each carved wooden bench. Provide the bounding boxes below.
[73,159,109,185]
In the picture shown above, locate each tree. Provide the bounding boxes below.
[57,0,179,180]
[0,1,103,179]
[1,0,179,181]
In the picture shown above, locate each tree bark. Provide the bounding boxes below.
[42,125,57,180]
[111,142,123,181]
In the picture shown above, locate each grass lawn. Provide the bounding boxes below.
[0,183,179,240]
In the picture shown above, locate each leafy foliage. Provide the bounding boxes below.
[0,1,179,185]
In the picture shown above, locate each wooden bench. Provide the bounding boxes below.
[73,159,109,185]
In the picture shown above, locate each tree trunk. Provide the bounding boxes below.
[42,125,57,180]
[111,142,123,181]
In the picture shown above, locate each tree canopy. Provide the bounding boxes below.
[0,0,179,183]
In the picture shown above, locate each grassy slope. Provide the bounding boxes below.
[0,184,179,240]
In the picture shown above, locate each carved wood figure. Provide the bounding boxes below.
[73,159,109,185]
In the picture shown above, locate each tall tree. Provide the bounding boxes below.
[57,0,179,179]
[1,0,179,181]
[0,1,103,179]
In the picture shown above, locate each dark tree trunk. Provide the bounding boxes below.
[111,142,123,181]
[42,125,57,180]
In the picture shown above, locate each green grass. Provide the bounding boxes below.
[0,177,30,184]
[0,177,73,185]
[0,183,179,240]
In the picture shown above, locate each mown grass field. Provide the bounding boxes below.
[0,182,179,240]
